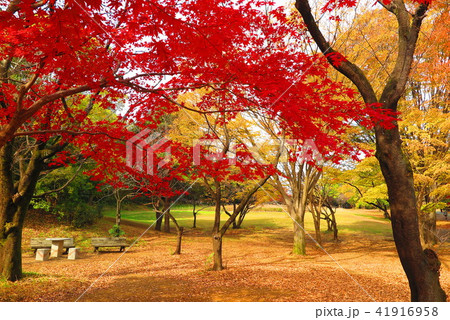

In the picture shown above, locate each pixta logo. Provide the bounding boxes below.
[126,129,171,175]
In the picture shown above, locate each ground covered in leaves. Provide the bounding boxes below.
[1,209,449,302]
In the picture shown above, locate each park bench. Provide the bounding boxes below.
[91,237,128,252]
[30,238,75,254]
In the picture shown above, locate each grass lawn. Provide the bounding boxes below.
[102,204,394,238]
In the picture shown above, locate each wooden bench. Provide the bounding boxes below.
[91,237,128,252]
[30,238,75,254]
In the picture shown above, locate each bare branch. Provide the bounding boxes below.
[33,160,85,198]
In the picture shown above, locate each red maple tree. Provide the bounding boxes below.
[1,0,375,281]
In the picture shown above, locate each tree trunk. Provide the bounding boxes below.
[0,206,25,281]
[211,179,223,270]
[231,203,237,229]
[166,211,183,255]
[234,212,244,229]
[192,202,197,228]
[313,213,321,245]
[115,199,122,226]
[155,211,162,231]
[310,201,322,245]
[173,227,183,255]
[330,209,338,241]
[162,198,171,233]
[292,211,306,255]
[163,213,170,233]
[0,141,43,281]
[212,233,224,271]
[295,0,446,301]
[193,212,197,228]
[418,210,437,248]
[235,203,251,229]
[375,126,446,301]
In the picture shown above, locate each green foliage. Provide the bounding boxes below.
[340,157,389,211]
[420,202,447,214]
[32,165,104,227]
[108,224,125,237]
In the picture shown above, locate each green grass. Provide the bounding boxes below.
[101,204,393,237]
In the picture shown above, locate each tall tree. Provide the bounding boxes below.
[295,0,446,301]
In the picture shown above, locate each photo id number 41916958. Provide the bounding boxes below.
[315,306,441,319]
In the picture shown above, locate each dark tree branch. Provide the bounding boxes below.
[33,161,85,198]
[14,129,126,141]
[295,0,377,105]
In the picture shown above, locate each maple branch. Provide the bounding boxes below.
[84,90,101,115]
[121,72,181,81]
[27,80,108,117]
[0,80,109,148]
[119,78,222,94]
[31,0,48,8]
[14,129,127,141]
[160,93,247,115]
[16,59,45,111]
[5,0,48,13]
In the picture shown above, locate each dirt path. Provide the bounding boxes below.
[9,218,449,302]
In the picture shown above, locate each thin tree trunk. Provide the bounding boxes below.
[193,212,197,228]
[212,179,223,270]
[174,227,183,255]
[231,203,237,229]
[212,233,224,271]
[292,214,306,255]
[155,211,163,231]
[166,212,183,255]
[312,205,321,245]
[330,208,338,241]
[192,202,197,228]
[163,198,171,233]
[163,214,170,233]
[115,199,122,226]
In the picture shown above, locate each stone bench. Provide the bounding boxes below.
[30,238,75,254]
[91,237,128,252]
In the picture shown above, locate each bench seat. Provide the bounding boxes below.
[91,237,128,252]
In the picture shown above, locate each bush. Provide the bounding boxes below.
[108,224,125,237]
[65,202,103,228]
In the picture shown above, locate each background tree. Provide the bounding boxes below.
[342,157,390,219]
